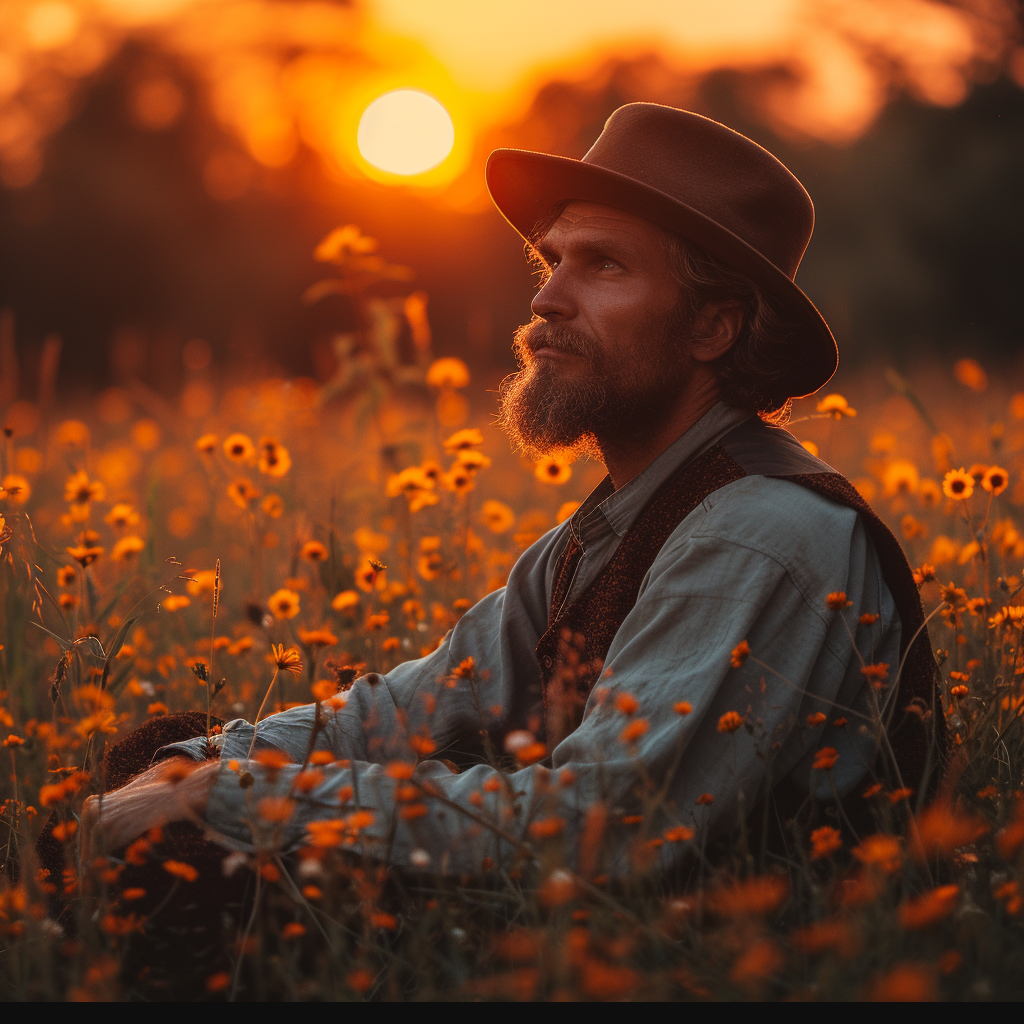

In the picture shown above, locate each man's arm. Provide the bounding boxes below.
[81,757,219,858]
[190,485,898,876]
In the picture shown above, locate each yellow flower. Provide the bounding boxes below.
[195,433,218,454]
[258,437,291,477]
[66,543,103,567]
[942,467,974,500]
[426,357,470,389]
[57,566,76,587]
[1,474,31,505]
[882,459,919,496]
[535,456,571,484]
[105,502,139,528]
[387,466,433,500]
[717,711,744,733]
[64,470,106,508]
[268,588,301,619]
[301,540,328,562]
[161,594,191,611]
[186,569,217,597]
[918,478,942,506]
[223,432,256,463]
[270,644,303,676]
[331,590,359,613]
[298,627,338,648]
[111,535,145,561]
[354,559,385,593]
[730,640,750,668]
[456,449,491,473]
[481,500,515,534]
[261,493,284,518]
[816,393,856,418]
[441,465,474,493]
[443,428,483,452]
[982,465,1009,496]
[227,477,260,509]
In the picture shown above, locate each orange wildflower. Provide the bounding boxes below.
[705,875,789,917]
[534,455,571,484]
[816,393,856,418]
[300,540,328,562]
[664,825,694,842]
[223,433,255,462]
[865,962,937,1001]
[269,644,302,675]
[730,640,750,667]
[162,860,199,882]
[852,834,902,873]
[942,467,974,500]
[982,465,1009,495]
[913,799,988,859]
[826,591,852,610]
[898,884,959,929]
[807,711,827,727]
[717,710,743,734]
[614,692,638,715]
[528,817,565,839]
[674,700,693,715]
[619,718,649,744]
[810,825,842,859]
[267,588,300,619]
[258,437,291,477]
[812,747,839,771]
[257,796,296,822]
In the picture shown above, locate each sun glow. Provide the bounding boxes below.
[357,89,455,176]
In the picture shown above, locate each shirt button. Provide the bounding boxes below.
[542,655,553,669]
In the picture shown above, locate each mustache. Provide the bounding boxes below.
[512,319,599,364]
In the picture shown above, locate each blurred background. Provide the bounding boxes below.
[0,0,1022,407]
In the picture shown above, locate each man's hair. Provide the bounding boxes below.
[664,233,800,423]
[528,203,801,423]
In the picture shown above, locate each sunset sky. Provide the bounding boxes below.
[0,0,1013,190]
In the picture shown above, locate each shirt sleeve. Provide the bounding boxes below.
[200,478,899,878]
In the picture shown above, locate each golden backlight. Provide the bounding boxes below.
[357,90,455,176]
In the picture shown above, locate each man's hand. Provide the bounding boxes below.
[81,757,220,861]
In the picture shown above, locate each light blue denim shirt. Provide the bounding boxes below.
[166,403,899,877]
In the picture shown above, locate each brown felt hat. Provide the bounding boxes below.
[485,102,838,399]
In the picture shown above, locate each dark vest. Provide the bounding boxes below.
[529,417,942,806]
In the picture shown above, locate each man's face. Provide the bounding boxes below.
[498,201,694,459]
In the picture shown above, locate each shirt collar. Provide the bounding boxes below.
[573,403,756,540]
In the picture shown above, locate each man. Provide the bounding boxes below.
[84,104,938,876]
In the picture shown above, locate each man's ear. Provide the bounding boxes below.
[690,302,744,363]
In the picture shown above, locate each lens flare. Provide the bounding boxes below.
[357,89,455,176]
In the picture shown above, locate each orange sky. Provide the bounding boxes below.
[0,0,1012,190]
[368,0,985,141]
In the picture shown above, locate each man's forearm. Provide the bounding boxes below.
[81,757,220,858]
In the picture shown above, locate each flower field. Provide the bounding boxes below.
[2,233,1024,999]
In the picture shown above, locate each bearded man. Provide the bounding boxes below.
[82,104,940,878]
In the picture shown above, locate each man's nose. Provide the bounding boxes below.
[531,268,576,322]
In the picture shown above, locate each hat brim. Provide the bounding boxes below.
[486,148,838,400]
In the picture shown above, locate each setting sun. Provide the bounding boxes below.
[357,89,455,176]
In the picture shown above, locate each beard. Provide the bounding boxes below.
[496,305,693,460]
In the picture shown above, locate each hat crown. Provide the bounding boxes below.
[582,103,813,280]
